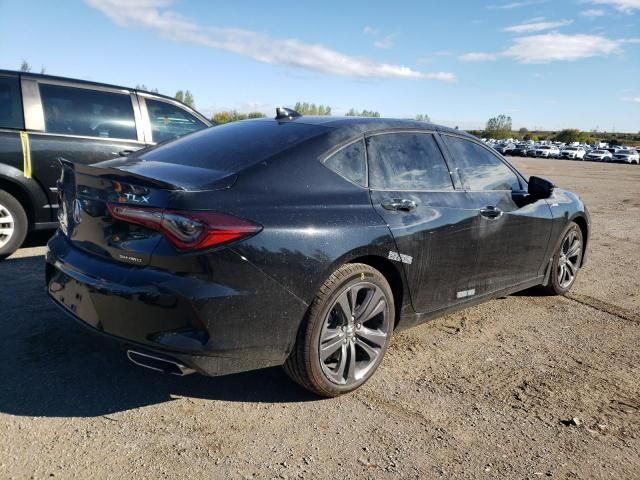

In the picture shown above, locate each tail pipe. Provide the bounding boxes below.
[126,349,195,376]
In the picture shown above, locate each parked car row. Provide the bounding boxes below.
[485,139,639,164]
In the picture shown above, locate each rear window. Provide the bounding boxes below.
[0,75,24,129]
[138,120,327,172]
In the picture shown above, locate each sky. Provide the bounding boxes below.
[0,0,639,132]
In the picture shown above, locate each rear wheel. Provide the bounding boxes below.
[0,190,28,260]
[543,222,583,295]
[284,263,394,397]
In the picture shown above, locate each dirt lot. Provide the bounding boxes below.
[1,158,638,479]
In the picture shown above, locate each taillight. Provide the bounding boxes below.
[107,204,261,251]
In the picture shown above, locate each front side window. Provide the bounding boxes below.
[40,84,137,140]
[146,99,206,143]
[443,135,521,191]
[323,139,366,186]
[0,75,24,129]
[367,133,453,191]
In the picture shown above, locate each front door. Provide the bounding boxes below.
[440,134,553,296]
[366,131,478,316]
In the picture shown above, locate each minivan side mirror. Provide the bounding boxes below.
[528,176,554,199]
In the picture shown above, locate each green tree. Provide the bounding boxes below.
[247,112,266,119]
[554,129,589,144]
[20,60,31,72]
[136,84,159,93]
[346,108,380,117]
[415,114,431,122]
[292,102,332,115]
[175,90,184,103]
[485,114,512,139]
[183,90,195,108]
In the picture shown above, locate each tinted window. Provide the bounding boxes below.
[138,120,327,173]
[444,136,520,191]
[323,140,365,186]
[367,133,453,190]
[146,98,206,143]
[0,75,24,129]
[40,84,136,140]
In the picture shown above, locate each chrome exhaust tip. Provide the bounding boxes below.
[126,349,195,376]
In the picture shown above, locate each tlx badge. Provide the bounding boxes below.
[123,193,150,203]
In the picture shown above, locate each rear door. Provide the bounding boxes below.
[22,77,147,219]
[367,131,478,316]
[440,134,553,296]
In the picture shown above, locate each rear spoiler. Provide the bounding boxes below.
[58,158,237,192]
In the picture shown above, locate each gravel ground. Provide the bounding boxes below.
[1,158,638,479]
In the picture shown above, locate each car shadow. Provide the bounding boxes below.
[0,255,319,419]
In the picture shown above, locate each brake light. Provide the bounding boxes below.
[107,204,261,251]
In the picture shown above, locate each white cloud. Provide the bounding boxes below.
[621,96,640,103]
[86,0,456,82]
[581,9,606,17]
[488,1,547,10]
[503,19,573,33]
[587,0,640,13]
[373,33,398,49]
[461,33,627,63]
[363,26,378,35]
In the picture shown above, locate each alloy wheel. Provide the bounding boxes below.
[557,229,582,289]
[0,203,15,249]
[319,282,390,386]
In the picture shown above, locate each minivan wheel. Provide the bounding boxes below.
[284,263,394,397]
[543,222,583,295]
[0,190,28,260]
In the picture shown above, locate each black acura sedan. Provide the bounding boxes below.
[46,111,590,397]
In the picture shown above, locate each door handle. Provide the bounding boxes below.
[480,205,503,219]
[381,198,417,212]
[115,149,135,157]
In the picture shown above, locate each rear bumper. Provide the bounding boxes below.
[45,231,308,376]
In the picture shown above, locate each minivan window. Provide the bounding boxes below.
[443,136,521,191]
[323,139,366,186]
[146,99,206,143]
[367,133,453,191]
[0,75,24,129]
[40,84,137,140]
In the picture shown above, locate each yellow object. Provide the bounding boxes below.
[19,131,32,179]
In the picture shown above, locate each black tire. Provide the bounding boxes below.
[284,263,395,397]
[542,222,583,296]
[0,190,28,260]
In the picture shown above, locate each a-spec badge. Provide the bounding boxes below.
[388,251,413,265]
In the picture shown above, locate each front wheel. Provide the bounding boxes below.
[543,222,583,295]
[284,263,394,397]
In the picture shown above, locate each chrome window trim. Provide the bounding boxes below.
[22,75,132,95]
[25,130,147,145]
[137,96,153,144]
[21,78,45,132]
[130,93,146,143]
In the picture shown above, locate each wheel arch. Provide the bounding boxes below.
[0,175,35,225]
[570,214,589,267]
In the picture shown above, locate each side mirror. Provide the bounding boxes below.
[528,176,554,199]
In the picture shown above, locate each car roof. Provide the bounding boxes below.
[255,115,474,139]
[0,68,186,106]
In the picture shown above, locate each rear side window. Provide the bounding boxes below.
[39,84,137,140]
[323,139,366,186]
[0,75,24,129]
[145,98,206,143]
[367,133,453,191]
[443,135,521,191]
[138,120,327,173]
